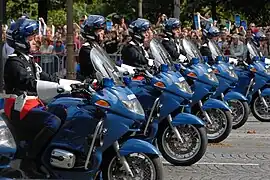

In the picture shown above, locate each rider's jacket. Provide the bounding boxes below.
[121,41,149,67]
[200,43,215,65]
[161,37,186,61]
[4,51,58,120]
[78,42,96,80]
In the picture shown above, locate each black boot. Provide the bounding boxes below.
[20,128,55,178]
[20,159,46,178]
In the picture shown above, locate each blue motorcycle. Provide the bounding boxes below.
[0,45,164,179]
[172,38,233,143]
[196,39,250,129]
[93,40,207,166]
[231,41,270,122]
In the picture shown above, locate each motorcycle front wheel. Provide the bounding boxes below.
[251,95,270,122]
[102,153,164,180]
[196,109,232,143]
[227,100,250,129]
[157,124,207,166]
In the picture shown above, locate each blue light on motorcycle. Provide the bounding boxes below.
[191,57,199,65]
[160,64,169,72]
[252,56,260,62]
[224,56,229,63]
[216,56,223,62]
[174,63,181,71]
[102,77,114,88]
[123,76,131,85]
[203,56,208,63]
[261,56,266,62]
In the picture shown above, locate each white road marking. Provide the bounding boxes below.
[162,161,259,166]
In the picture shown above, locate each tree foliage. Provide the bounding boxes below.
[4,0,270,26]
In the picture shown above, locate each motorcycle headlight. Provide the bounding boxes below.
[265,65,270,75]
[204,72,219,83]
[0,120,16,149]
[227,69,238,79]
[175,81,193,94]
[122,99,145,116]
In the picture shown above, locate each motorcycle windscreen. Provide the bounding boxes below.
[90,44,123,86]
[247,42,262,60]
[149,38,174,69]
[181,38,204,63]
[208,39,224,60]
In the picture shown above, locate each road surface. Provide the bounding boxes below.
[164,116,270,179]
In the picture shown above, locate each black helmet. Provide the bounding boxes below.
[164,18,181,37]
[128,18,151,43]
[6,18,39,53]
[81,15,106,40]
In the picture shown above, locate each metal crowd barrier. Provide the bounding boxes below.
[31,52,123,78]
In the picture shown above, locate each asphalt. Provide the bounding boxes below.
[164,116,270,180]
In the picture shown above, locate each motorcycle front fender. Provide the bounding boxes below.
[202,98,231,111]
[224,91,247,101]
[171,113,205,127]
[261,88,270,97]
[119,139,160,156]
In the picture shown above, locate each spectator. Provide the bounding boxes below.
[249,23,256,33]
[73,30,81,52]
[230,34,245,58]
[199,12,213,30]
[155,13,167,33]
[53,39,65,54]
[40,37,54,54]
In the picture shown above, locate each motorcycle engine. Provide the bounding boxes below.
[50,149,76,169]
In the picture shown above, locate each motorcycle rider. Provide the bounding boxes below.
[246,31,267,64]
[78,15,106,80]
[121,18,153,68]
[161,18,187,62]
[4,18,62,178]
[199,26,221,65]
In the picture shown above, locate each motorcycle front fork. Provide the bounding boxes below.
[258,90,269,108]
[167,114,184,143]
[198,100,213,124]
[113,141,134,177]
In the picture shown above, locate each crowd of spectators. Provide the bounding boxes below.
[2,13,270,59]
[2,14,270,74]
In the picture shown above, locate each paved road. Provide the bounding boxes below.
[164,116,270,179]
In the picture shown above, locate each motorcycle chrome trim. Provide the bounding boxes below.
[113,141,134,177]
[84,120,104,170]
[167,114,184,143]
[258,89,269,108]
[246,78,254,97]
[143,98,160,135]
[199,100,213,124]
